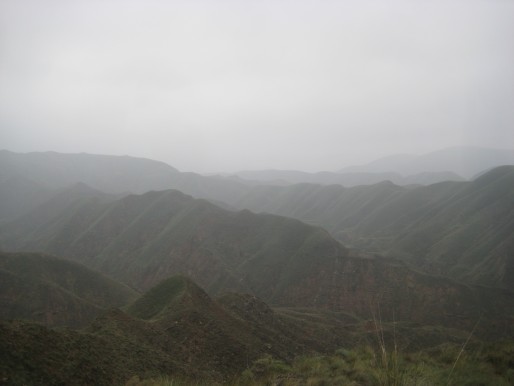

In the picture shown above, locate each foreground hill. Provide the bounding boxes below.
[1,274,513,385]
[0,252,137,327]
[2,188,513,330]
[0,275,355,385]
[234,166,514,290]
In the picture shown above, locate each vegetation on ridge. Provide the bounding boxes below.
[0,251,137,327]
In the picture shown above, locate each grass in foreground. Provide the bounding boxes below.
[126,340,514,386]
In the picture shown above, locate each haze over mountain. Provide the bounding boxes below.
[1,152,514,384]
[340,147,514,179]
[233,166,514,291]
[2,150,513,292]
[232,169,464,187]
[2,184,513,332]
[233,146,514,186]
[3,147,513,223]
[0,149,178,194]
[0,150,248,221]
[2,1,513,173]
[1,0,514,383]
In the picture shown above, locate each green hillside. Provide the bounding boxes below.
[234,166,514,290]
[2,189,513,331]
[2,150,512,292]
[1,189,349,302]
[0,252,137,327]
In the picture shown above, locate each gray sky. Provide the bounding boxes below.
[1,0,513,173]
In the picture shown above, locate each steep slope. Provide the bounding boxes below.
[1,189,349,302]
[341,146,514,178]
[124,276,352,374]
[385,165,514,287]
[234,166,514,290]
[2,189,513,329]
[0,252,137,327]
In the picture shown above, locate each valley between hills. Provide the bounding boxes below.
[1,149,514,385]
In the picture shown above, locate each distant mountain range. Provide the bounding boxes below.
[233,166,514,291]
[2,184,513,331]
[231,147,514,186]
[231,169,465,187]
[1,148,514,384]
[340,146,514,178]
[0,150,247,221]
[1,149,513,291]
[3,146,513,222]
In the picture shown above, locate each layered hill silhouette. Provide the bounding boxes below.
[232,169,464,187]
[233,166,514,290]
[0,150,179,193]
[0,150,248,221]
[1,149,514,384]
[0,188,353,301]
[2,187,513,330]
[0,251,137,327]
[340,146,514,178]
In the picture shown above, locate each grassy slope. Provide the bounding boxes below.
[0,252,137,327]
[0,276,355,385]
[2,274,512,385]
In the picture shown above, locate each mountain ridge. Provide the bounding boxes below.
[0,251,138,327]
[2,188,513,330]
[233,166,514,290]
[340,146,514,178]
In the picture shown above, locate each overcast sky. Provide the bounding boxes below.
[1,0,513,172]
